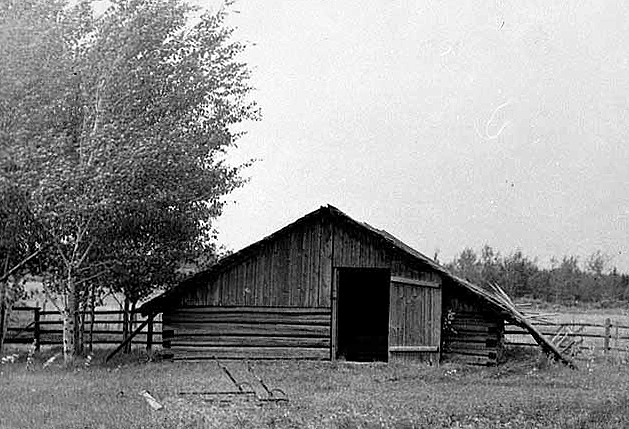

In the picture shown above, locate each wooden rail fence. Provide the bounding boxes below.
[8,306,628,360]
[506,318,629,358]
[4,306,162,351]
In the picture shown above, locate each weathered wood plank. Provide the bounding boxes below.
[305,224,314,307]
[171,336,330,348]
[230,262,239,305]
[450,319,499,328]
[274,238,285,306]
[300,227,309,306]
[167,306,331,314]
[444,347,497,357]
[249,254,258,307]
[446,334,496,343]
[171,347,330,360]
[389,283,398,347]
[334,227,344,266]
[287,228,297,306]
[389,345,439,352]
[418,286,424,346]
[312,219,322,308]
[166,313,330,325]
[224,264,234,305]
[330,268,339,360]
[280,236,289,305]
[446,341,496,351]
[238,260,246,304]
[407,284,414,346]
[389,351,438,364]
[435,287,442,347]
[260,244,271,306]
[167,322,330,337]
[390,277,440,288]
[396,283,404,346]
[319,220,333,307]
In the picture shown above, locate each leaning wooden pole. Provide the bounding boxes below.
[0,287,6,354]
[489,282,577,369]
[105,314,153,363]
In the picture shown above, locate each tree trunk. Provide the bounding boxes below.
[122,295,130,354]
[0,284,6,355]
[63,278,80,364]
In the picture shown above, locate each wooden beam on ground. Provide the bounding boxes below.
[105,315,153,362]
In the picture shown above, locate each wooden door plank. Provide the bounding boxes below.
[330,268,339,360]
[319,220,333,307]
[389,345,438,353]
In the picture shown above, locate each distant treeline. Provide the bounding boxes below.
[444,246,629,304]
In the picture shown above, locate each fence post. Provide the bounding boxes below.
[34,307,41,352]
[146,317,153,353]
[604,318,611,355]
[614,324,619,350]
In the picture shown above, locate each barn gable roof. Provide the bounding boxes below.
[138,204,574,367]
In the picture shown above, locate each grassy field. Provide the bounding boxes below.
[1,349,629,429]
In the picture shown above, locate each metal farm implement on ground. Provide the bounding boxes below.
[179,358,288,404]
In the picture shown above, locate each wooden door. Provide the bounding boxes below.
[388,276,442,363]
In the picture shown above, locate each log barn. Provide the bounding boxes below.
[139,205,558,365]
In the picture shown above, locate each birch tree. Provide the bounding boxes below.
[1,0,258,363]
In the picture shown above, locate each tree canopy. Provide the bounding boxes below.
[447,246,629,305]
[0,0,259,360]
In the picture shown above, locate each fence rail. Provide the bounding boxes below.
[505,317,629,358]
[8,307,629,359]
[4,306,162,351]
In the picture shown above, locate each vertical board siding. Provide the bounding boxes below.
[388,278,442,364]
[177,218,333,308]
[319,220,333,307]
[332,221,390,268]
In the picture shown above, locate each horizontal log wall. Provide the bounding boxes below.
[163,306,331,360]
[442,285,504,365]
[179,217,333,308]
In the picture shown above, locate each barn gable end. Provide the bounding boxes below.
[141,205,562,365]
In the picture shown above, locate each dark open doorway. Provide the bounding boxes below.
[336,268,390,362]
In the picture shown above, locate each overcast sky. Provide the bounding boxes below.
[185,1,629,272]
